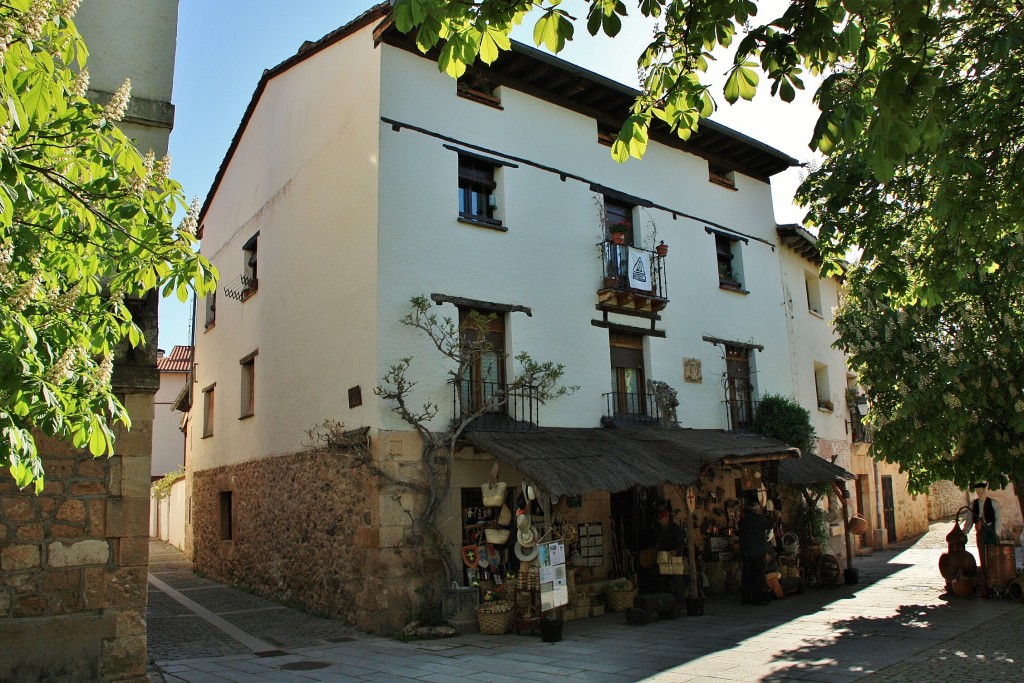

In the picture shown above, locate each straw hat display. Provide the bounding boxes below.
[514,524,540,562]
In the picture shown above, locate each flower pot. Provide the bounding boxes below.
[844,567,860,585]
[611,232,626,245]
[656,241,668,256]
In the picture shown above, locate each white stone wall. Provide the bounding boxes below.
[776,246,849,449]
[192,22,382,473]
[375,45,795,434]
[152,371,186,477]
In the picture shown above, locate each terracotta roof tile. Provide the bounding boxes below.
[157,345,192,373]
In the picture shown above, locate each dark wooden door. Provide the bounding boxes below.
[881,475,897,543]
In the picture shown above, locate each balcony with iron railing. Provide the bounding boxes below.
[597,241,669,313]
[601,391,662,427]
[846,416,874,444]
[723,398,759,432]
[453,380,539,432]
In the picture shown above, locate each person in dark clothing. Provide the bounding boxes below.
[655,509,687,598]
[739,501,773,605]
[656,510,686,552]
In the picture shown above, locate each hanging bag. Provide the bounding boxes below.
[481,462,508,507]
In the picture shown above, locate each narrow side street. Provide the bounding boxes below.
[148,522,1023,682]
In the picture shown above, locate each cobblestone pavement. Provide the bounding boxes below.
[148,523,1023,682]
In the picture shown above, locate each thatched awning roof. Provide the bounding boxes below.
[464,427,798,497]
[778,453,856,485]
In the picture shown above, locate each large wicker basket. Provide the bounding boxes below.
[477,601,514,634]
[606,588,638,612]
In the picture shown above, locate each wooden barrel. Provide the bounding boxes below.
[984,543,1017,589]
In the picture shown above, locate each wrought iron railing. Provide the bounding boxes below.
[850,421,874,444]
[599,241,668,299]
[453,380,539,432]
[724,398,759,432]
[602,391,661,425]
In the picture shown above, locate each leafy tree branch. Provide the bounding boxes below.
[0,1,217,491]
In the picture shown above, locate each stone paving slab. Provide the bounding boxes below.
[149,526,1023,682]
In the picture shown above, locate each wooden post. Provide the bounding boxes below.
[833,481,854,570]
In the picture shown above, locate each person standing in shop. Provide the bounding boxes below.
[739,501,773,605]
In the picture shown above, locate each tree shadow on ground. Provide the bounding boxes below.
[759,596,1023,682]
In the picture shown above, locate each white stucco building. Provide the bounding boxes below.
[153,346,190,477]
[185,4,901,630]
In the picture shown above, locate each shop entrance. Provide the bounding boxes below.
[609,486,659,589]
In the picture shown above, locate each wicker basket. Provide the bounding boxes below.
[485,528,510,544]
[477,601,514,634]
[606,588,637,612]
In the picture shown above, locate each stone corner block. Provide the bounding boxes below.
[48,539,110,567]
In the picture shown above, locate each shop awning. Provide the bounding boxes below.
[464,427,798,497]
[777,453,856,485]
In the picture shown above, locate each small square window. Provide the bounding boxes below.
[458,156,500,225]
[457,72,502,108]
[202,384,215,438]
[709,163,737,189]
[597,122,618,147]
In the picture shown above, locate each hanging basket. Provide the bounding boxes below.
[848,515,869,535]
[477,601,514,634]
[481,481,508,507]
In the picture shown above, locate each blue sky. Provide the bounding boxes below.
[160,0,818,350]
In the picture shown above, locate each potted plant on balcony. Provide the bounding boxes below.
[609,221,630,245]
[656,240,668,256]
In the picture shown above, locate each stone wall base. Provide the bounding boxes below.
[190,450,431,633]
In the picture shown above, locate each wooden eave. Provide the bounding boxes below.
[379,29,798,183]
[199,2,797,234]
[776,224,824,267]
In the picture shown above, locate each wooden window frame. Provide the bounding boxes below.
[805,271,823,317]
[725,344,754,428]
[458,308,507,414]
[458,156,501,227]
[239,350,258,419]
[202,383,215,438]
[242,232,259,300]
[609,332,646,416]
[204,291,216,329]
[709,163,737,190]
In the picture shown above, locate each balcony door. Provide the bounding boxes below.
[610,333,645,417]
[725,344,754,430]
[459,309,506,415]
